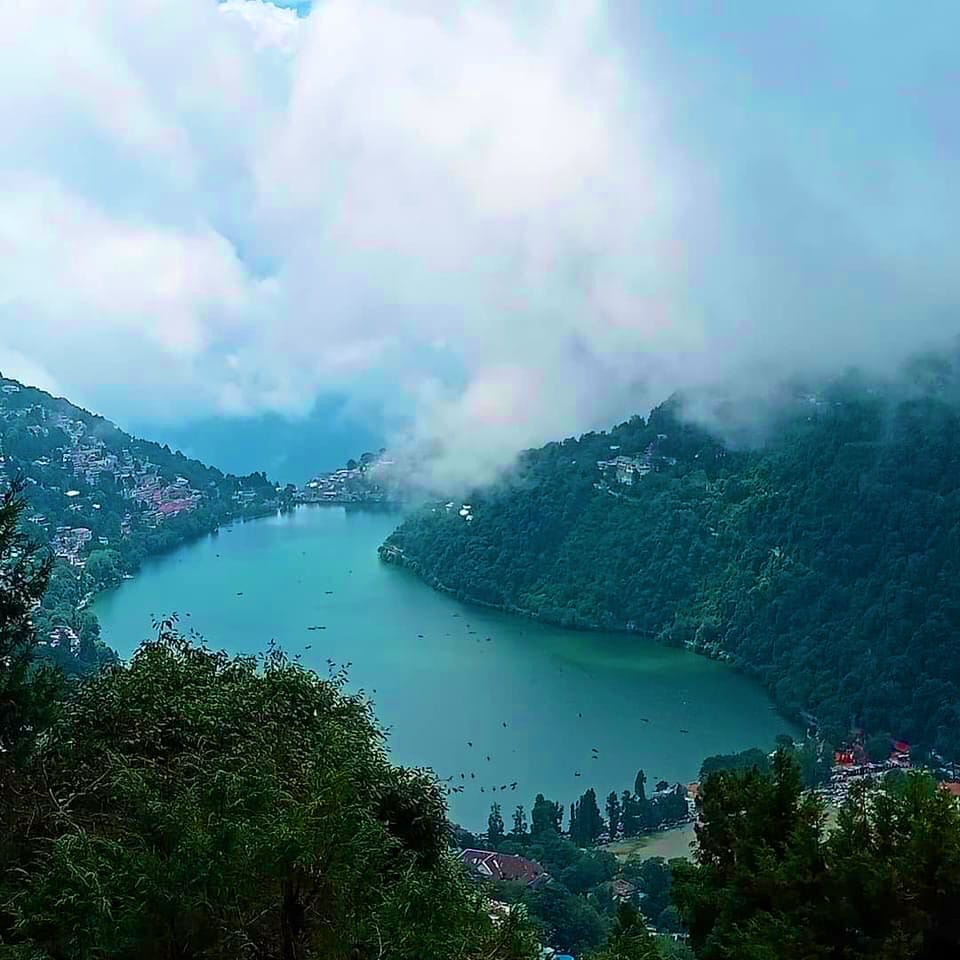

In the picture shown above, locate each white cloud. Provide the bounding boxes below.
[0,0,957,486]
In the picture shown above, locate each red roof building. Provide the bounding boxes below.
[940,782,960,798]
[460,849,547,887]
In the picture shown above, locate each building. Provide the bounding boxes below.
[611,878,636,902]
[460,849,548,887]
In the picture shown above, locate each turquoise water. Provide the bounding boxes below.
[94,505,797,830]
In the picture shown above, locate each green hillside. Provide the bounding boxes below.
[382,361,960,756]
[0,374,291,675]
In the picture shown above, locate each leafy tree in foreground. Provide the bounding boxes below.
[672,751,960,958]
[0,477,55,762]
[2,628,538,960]
[588,902,659,960]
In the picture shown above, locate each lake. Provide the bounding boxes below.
[94,505,798,830]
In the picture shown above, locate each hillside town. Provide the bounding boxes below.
[822,736,960,808]
[594,436,677,489]
[0,376,285,674]
[300,449,400,504]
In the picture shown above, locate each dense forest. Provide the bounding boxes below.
[382,357,960,756]
[673,753,960,958]
[0,375,291,676]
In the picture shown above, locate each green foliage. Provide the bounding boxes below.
[382,367,960,754]
[524,883,607,955]
[0,478,56,762]
[865,732,893,763]
[82,548,122,587]
[559,850,618,896]
[699,747,771,782]
[588,903,659,960]
[1,629,538,959]
[531,793,563,836]
[488,802,506,845]
[672,752,960,958]
[634,859,673,920]
[571,788,604,846]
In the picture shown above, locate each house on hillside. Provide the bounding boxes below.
[460,849,548,888]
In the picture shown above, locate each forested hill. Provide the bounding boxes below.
[382,363,960,756]
[0,374,289,674]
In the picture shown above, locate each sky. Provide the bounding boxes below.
[1,0,958,486]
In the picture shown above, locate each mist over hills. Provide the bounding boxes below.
[383,355,960,755]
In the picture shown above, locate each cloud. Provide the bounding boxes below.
[1,0,958,486]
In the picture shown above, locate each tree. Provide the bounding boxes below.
[558,850,617,895]
[530,793,563,836]
[657,905,682,934]
[699,747,771,781]
[4,629,539,959]
[488,802,506,846]
[865,732,892,763]
[511,805,528,838]
[605,791,622,838]
[671,752,960,958]
[589,902,660,960]
[635,858,672,919]
[523,884,606,955]
[0,477,55,761]
[621,790,641,838]
[634,768,647,803]
[83,548,122,587]
[572,789,603,847]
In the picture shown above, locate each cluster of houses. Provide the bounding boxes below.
[301,456,396,504]
[128,474,202,523]
[823,738,960,807]
[51,525,94,566]
[434,501,474,522]
[44,624,80,655]
[52,421,205,526]
[595,438,677,488]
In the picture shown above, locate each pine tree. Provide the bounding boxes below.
[511,805,527,837]
[487,802,505,846]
